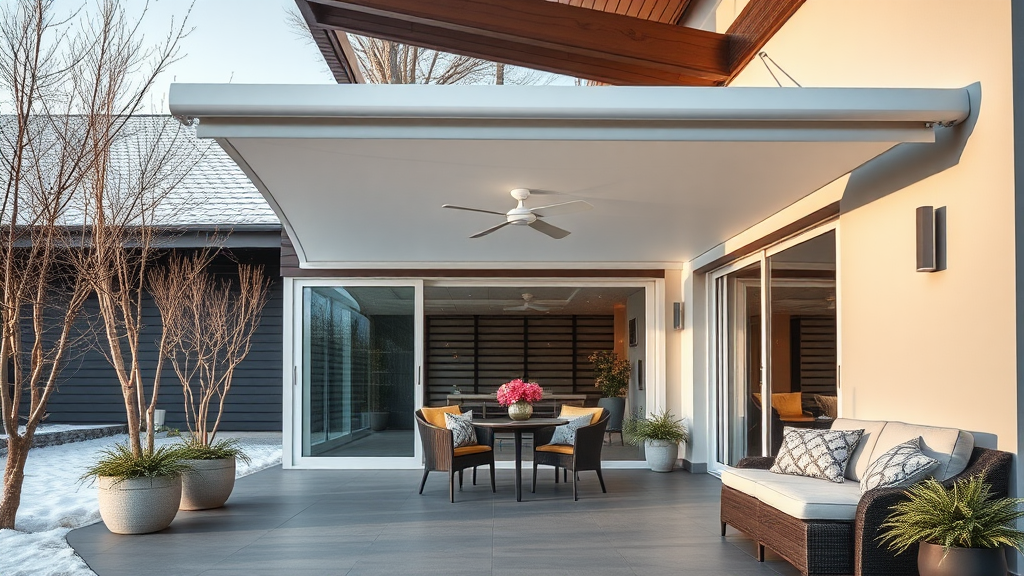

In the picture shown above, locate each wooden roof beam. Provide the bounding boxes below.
[305,0,730,86]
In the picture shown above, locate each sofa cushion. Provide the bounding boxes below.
[831,418,887,481]
[770,427,863,483]
[860,438,939,492]
[722,468,862,521]
[871,421,974,481]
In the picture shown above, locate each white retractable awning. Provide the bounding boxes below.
[169,84,970,269]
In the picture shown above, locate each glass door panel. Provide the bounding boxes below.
[766,230,838,456]
[302,285,416,457]
[716,260,763,467]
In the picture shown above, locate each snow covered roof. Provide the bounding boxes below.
[1,115,279,229]
[122,116,279,227]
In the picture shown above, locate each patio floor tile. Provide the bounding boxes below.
[68,467,803,575]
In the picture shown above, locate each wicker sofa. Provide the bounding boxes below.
[720,418,1012,576]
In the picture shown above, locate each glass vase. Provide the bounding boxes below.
[507,400,533,421]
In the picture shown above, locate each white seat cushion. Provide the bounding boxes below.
[722,468,862,521]
[871,421,973,481]
[831,418,887,481]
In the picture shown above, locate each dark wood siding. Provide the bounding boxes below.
[43,248,283,432]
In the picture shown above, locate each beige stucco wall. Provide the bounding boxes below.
[721,0,1017,452]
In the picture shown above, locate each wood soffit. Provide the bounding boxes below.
[297,0,804,86]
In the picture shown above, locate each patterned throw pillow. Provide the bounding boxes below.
[550,414,593,446]
[770,427,864,483]
[860,438,939,492]
[444,411,477,448]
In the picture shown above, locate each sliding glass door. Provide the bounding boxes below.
[293,280,423,467]
[710,226,837,471]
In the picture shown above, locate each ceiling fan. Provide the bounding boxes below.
[442,188,593,239]
[504,293,551,312]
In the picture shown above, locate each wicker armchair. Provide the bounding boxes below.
[414,409,496,503]
[531,409,609,501]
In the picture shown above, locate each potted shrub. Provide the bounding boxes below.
[82,444,191,535]
[879,475,1024,576]
[589,351,630,433]
[151,254,270,510]
[173,437,251,510]
[623,409,688,472]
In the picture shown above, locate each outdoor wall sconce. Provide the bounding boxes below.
[916,206,946,272]
[673,302,684,330]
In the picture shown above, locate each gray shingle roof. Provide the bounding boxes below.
[128,116,279,227]
[1,115,279,228]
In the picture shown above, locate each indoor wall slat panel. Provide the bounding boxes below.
[425,314,613,406]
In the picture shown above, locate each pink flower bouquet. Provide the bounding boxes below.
[495,379,543,406]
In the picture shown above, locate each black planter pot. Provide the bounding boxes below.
[918,541,1008,576]
[597,397,626,432]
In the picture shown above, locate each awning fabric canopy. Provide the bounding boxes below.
[169,84,970,269]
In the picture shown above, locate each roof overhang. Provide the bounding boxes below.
[169,84,971,270]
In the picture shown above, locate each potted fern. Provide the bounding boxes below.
[623,409,688,472]
[879,475,1024,576]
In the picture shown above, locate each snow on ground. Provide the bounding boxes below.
[0,432,282,576]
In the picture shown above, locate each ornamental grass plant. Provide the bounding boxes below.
[623,409,689,445]
[174,436,251,464]
[879,475,1024,554]
[81,443,192,483]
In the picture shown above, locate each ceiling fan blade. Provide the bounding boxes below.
[526,303,551,311]
[528,219,571,239]
[443,204,506,216]
[503,304,529,311]
[531,200,593,218]
[470,221,511,238]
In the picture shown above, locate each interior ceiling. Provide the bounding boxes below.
[229,137,893,266]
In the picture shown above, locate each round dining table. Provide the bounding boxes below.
[473,417,567,502]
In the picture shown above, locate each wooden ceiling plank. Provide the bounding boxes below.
[667,0,691,24]
[725,0,805,79]
[636,0,659,21]
[320,9,718,85]
[308,0,730,80]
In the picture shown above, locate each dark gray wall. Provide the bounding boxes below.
[42,248,283,432]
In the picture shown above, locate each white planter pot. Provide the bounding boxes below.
[180,457,236,511]
[644,440,679,473]
[98,475,182,534]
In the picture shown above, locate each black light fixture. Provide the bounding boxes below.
[916,206,937,272]
[673,302,684,330]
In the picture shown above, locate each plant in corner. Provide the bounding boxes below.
[589,351,631,433]
[623,409,689,472]
[151,253,270,511]
[879,475,1024,576]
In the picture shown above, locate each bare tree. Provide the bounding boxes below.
[0,0,190,529]
[286,8,541,85]
[151,253,270,447]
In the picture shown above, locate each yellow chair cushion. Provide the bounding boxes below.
[454,445,492,456]
[771,392,805,419]
[536,444,574,455]
[559,405,602,425]
[421,405,461,428]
